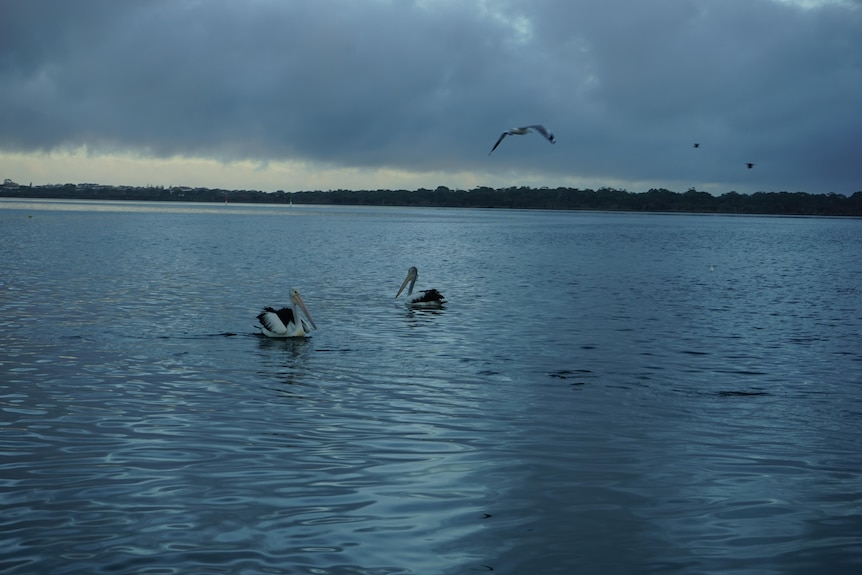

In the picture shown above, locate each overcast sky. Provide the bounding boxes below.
[1,0,860,195]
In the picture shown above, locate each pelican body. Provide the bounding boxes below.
[256,288,317,337]
[489,125,555,155]
[395,266,446,308]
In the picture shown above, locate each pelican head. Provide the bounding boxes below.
[290,288,317,330]
[395,266,419,298]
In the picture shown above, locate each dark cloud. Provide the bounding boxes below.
[1,0,860,193]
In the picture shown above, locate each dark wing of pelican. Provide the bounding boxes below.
[413,289,445,305]
[257,306,295,335]
[489,132,509,155]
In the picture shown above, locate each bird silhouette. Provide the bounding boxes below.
[489,125,555,155]
[746,163,755,169]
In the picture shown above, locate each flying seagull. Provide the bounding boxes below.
[489,125,555,155]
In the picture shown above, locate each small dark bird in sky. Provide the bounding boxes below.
[489,125,555,155]
[746,163,755,169]
[693,143,700,148]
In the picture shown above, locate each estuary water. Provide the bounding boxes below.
[1,198,861,575]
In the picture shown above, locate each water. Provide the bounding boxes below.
[1,198,861,574]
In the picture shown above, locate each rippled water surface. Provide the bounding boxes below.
[2,199,861,574]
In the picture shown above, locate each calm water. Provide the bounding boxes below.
[1,199,861,575]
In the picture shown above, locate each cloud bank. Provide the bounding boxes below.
[1,0,860,194]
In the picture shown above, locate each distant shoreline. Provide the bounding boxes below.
[2,183,861,217]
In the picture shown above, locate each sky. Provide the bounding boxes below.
[1,0,861,196]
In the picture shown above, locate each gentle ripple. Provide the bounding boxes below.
[1,199,861,574]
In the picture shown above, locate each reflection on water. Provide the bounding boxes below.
[1,200,861,574]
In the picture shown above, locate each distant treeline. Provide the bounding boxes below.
[3,182,862,216]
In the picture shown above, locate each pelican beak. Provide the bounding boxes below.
[293,291,317,330]
[395,268,417,298]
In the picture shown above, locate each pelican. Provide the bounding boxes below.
[395,266,446,308]
[489,125,555,155]
[256,288,317,337]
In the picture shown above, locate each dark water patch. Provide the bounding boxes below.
[717,390,771,397]
[547,368,593,379]
[548,369,595,388]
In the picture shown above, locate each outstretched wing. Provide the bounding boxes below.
[526,125,555,143]
[488,132,508,155]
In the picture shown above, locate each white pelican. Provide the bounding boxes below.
[489,125,555,155]
[256,288,317,337]
[395,266,446,308]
